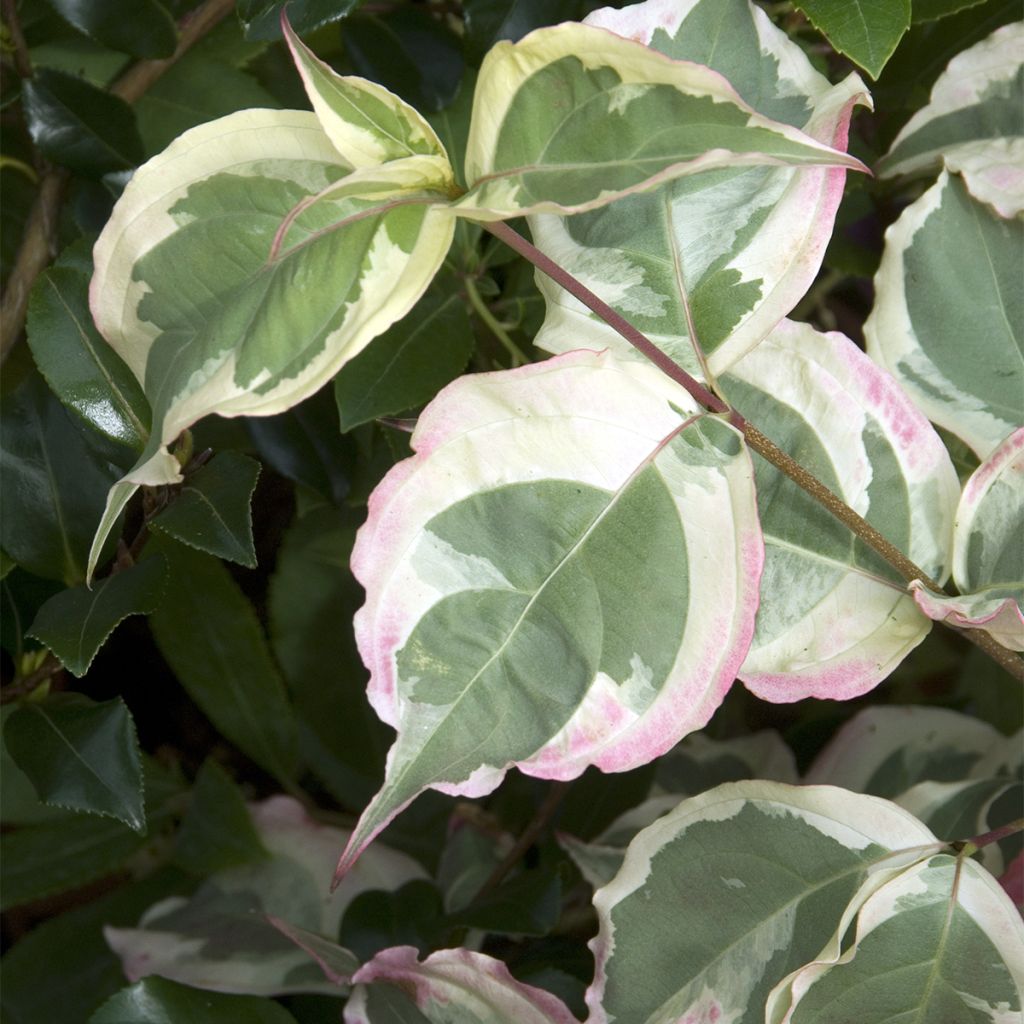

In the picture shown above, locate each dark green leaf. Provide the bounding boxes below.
[341,8,463,112]
[134,53,279,157]
[247,388,354,506]
[0,372,121,584]
[173,759,269,875]
[28,556,167,676]
[237,0,362,40]
[359,984,434,1023]
[150,452,260,568]
[89,977,299,1024]
[1,704,66,826]
[23,68,144,177]
[0,548,14,579]
[793,0,911,78]
[334,284,473,433]
[4,694,145,829]
[266,919,360,985]
[27,242,150,459]
[911,0,988,22]
[148,540,298,783]
[45,0,177,58]
[462,0,581,60]
[1,568,61,660]
[449,864,564,937]
[0,761,183,910]
[339,879,447,962]
[557,763,656,841]
[0,867,192,1024]
[268,505,390,808]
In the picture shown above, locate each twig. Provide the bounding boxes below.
[2,0,32,79]
[1,653,62,705]
[0,0,236,364]
[475,781,570,899]
[485,221,1024,683]
[464,273,528,366]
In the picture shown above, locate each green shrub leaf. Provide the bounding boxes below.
[793,0,910,78]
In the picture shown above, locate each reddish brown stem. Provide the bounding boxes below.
[484,222,1024,684]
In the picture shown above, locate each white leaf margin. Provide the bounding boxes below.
[730,319,958,701]
[343,947,578,1024]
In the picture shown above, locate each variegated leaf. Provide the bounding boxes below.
[334,349,763,878]
[86,46,457,578]
[104,796,424,996]
[587,782,939,1024]
[453,19,866,221]
[721,319,958,699]
[913,427,1023,649]
[768,855,1024,1024]
[896,777,1023,875]
[343,947,578,1024]
[805,705,1004,797]
[866,168,1023,462]
[878,22,1024,216]
[531,0,870,377]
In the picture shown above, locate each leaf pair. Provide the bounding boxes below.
[84,13,864,580]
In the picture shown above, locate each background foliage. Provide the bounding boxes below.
[1,1,1021,1021]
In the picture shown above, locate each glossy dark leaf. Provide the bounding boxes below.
[45,0,178,58]
[268,504,390,808]
[0,868,192,1024]
[342,8,464,112]
[462,0,581,59]
[4,694,145,829]
[237,0,362,40]
[449,864,564,937]
[0,762,183,910]
[0,373,121,584]
[173,759,269,875]
[0,569,61,660]
[339,879,447,963]
[134,52,279,157]
[148,541,298,783]
[26,242,151,459]
[23,68,144,177]
[150,452,260,568]
[90,977,300,1023]
[911,0,989,22]
[247,387,354,506]
[28,555,167,677]
[334,283,473,432]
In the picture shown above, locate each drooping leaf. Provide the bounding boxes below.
[341,8,465,112]
[877,22,1024,215]
[865,171,1023,460]
[455,21,867,220]
[767,855,1024,1023]
[0,373,121,585]
[150,452,261,568]
[86,102,455,579]
[268,503,391,807]
[173,759,269,875]
[792,0,911,78]
[28,555,167,677]
[105,796,422,996]
[147,541,298,783]
[237,0,363,41]
[334,349,763,878]
[805,705,1004,796]
[720,319,958,700]
[344,947,578,1024]
[3,694,144,829]
[22,68,144,177]
[45,0,177,59]
[26,241,151,460]
[912,427,1023,649]
[334,279,474,432]
[531,0,870,377]
[587,782,938,1024]
[89,977,300,1024]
